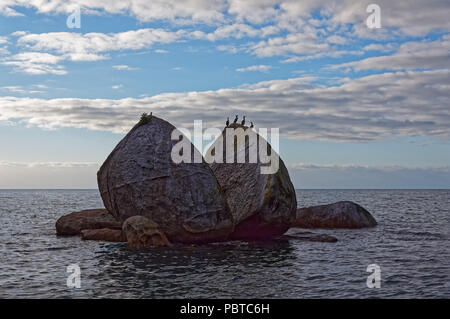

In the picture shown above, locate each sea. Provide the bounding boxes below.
[0,189,448,298]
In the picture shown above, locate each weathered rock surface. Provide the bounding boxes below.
[80,228,127,242]
[207,123,297,240]
[97,116,233,244]
[284,231,338,243]
[122,216,172,248]
[293,201,377,229]
[55,209,122,236]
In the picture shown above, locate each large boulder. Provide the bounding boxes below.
[207,123,297,240]
[122,216,172,249]
[55,209,122,236]
[293,201,377,229]
[97,115,233,244]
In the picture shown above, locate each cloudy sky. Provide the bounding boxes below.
[0,0,449,189]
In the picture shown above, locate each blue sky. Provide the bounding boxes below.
[0,1,449,188]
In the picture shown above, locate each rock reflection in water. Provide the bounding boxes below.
[92,240,296,298]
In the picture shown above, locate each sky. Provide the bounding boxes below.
[0,0,449,189]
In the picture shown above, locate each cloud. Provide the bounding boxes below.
[236,64,272,72]
[0,0,228,24]
[1,2,448,74]
[112,65,137,71]
[192,23,280,41]
[0,6,24,17]
[288,163,450,189]
[0,161,100,168]
[1,52,67,75]
[363,43,395,52]
[288,163,450,172]
[281,49,364,63]
[16,29,184,59]
[334,36,450,71]
[1,1,449,37]
[2,28,184,74]
[0,69,448,142]
[0,86,44,94]
[249,26,330,57]
[111,84,123,89]
[0,161,100,188]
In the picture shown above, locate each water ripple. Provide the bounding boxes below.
[0,189,449,298]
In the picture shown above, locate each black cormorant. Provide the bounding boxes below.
[241,116,246,126]
[226,117,229,127]
[233,115,238,123]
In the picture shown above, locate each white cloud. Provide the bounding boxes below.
[0,86,44,94]
[0,161,99,168]
[112,65,137,71]
[236,64,272,72]
[0,161,100,188]
[192,23,280,41]
[1,1,448,37]
[288,163,450,189]
[16,29,184,59]
[281,49,364,63]
[0,69,448,142]
[288,163,450,172]
[0,0,228,24]
[326,35,347,45]
[1,28,184,74]
[363,43,395,52]
[1,2,448,74]
[0,6,24,17]
[1,52,67,75]
[249,26,330,57]
[334,36,450,71]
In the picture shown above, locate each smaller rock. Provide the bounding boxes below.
[284,231,338,243]
[293,201,377,229]
[80,228,127,242]
[122,216,172,249]
[56,209,122,236]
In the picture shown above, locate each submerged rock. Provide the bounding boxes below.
[284,231,338,243]
[80,228,126,242]
[293,201,377,229]
[122,216,172,249]
[55,209,122,236]
[97,116,233,244]
[207,123,297,240]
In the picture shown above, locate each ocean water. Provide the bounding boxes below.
[0,189,448,298]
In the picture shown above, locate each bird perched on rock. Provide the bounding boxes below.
[250,122,254,128]
[226,117,229,127]
[233,115,238,124]
[241,116,246,126]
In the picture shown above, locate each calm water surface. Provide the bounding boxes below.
[0,189,449,298]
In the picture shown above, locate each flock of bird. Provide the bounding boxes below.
[225,115,254,128]
[143,112,254,129]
